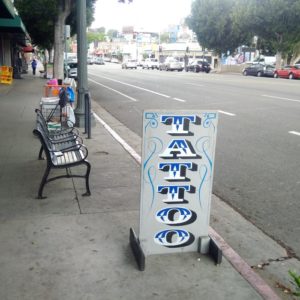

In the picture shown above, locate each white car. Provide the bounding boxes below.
[122,59,137,69]
[159,57,184,71]
[142,58,159,69]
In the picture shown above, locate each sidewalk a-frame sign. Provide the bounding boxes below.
[130,110,222,270]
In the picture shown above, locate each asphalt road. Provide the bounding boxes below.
[88,62,300,259]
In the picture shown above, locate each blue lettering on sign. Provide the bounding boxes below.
[158,162,193,181]
[151,113,210,250]
[161,115,199,135]
[154,229,191,247]
[159,139,199,159]
[157,185,193,203]
[156,207,193,225]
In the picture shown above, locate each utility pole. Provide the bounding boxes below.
[75,0,88,128]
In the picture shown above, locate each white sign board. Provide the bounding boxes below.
[138,111,218,256]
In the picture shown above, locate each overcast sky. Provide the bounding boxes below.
[91,0,193,32]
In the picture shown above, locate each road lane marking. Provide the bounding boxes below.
[173,97,186,102]
[184,83,204,87]
[262,94,300,103]
[89,78,138,102]
[89,72,171,98]
[218,110,236,116]
[289,131,300,136]
[93,110,280,300]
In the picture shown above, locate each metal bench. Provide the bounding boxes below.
[35,108,82,159]
[33,121,91,199]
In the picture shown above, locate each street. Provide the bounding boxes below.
[88,62,300,259]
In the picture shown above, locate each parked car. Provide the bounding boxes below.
[64,62,77,80]
[242,63,275,77]
[87,56,94,65]
[111,57,119,63]
[142,58,159,69]
[273,65,300,79]
[187,60,211,73]
[94,57,104,65]
[159,57,184,71]
[121,59,137,69]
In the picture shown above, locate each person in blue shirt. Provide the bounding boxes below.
[31,59,37,75]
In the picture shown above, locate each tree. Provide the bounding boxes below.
[87,32,106,44]
[160,32,170,44]
[15,0,96,79]
[14,0,57,53]
[186,0,252,56]
[232,0,300,66]
[107,29,119,40]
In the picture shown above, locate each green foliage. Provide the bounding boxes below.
[187,0,300,59]
[87,32,106,44]
[160,32,170,43]
[14,0,57,50]
[15,0,96,50]
[186,0,252,55]
[289,270,300,297]
[107,29,119,39]
[66,0,97,36]
[235,0,300,54]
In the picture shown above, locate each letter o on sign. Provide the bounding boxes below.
[156,207,192,225]
[154,229,190,247]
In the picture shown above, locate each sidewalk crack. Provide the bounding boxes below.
[251,256,292,270]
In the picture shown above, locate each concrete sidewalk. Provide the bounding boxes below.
[0,74,298,300]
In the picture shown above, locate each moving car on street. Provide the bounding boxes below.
[242,63,275,77]
[273,65,300,79]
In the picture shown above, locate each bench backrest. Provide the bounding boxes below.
[33,123,54,161]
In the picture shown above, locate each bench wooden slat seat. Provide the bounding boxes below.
[33,122,91,199]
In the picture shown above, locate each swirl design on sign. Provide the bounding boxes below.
[196,136,213,208]
[143,137,163,208]
[203,112,217,130]
[144,112,159,133]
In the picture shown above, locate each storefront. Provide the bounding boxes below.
[0,0,30,78]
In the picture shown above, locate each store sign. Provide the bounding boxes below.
[139,111,218,255]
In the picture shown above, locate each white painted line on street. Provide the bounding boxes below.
[89,78,138,102]
[218,110,236,116]
[93,112,142,164]
[289,131,300,136]
[93,110,279,300]
[262,94,300,103]
[89,72,171,98]
[173,97,186,102]
[184,83,204,87]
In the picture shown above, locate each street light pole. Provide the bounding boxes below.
[75,0,88,128]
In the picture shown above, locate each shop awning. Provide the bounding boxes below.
[0,16,27,34]
[0,0,15,19]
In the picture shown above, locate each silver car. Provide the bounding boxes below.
[159,57,183,71]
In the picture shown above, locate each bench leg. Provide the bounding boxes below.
[37,165,51,199]
[38,145,44,160]
[82,161,91,196]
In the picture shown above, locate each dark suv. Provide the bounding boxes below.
[187,60,211,73]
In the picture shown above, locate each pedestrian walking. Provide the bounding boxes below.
[31,58,37,75]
